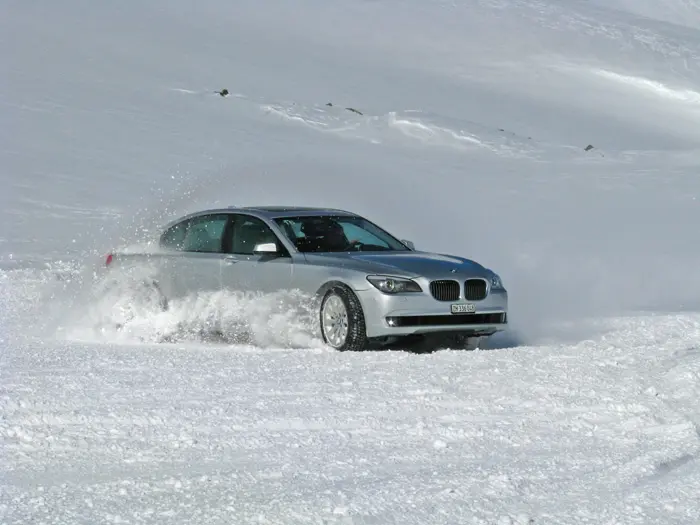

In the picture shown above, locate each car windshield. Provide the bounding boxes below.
[274,215,410,253]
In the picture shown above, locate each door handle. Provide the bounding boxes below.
[224,256,238,264]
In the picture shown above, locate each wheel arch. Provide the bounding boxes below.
[140,278,170,311]
[315,279,355,298]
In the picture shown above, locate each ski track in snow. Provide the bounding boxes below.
[168,87,549,159]
[591,68,700,105]
[170,85,700,165]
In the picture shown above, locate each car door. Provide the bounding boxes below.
[159,213,231,298]
[220,214,293,293]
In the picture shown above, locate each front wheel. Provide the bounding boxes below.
[319,286,369,351]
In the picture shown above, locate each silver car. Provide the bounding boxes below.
[106,206,508,351]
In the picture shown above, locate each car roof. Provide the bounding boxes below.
[235,206,358,218]
[165,206,359,225]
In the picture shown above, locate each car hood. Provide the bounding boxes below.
[303,251,490,278]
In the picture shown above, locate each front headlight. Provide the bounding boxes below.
[490,273,505,290]
[367,275,422,294]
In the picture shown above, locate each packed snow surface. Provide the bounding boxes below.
[2,0,700,523]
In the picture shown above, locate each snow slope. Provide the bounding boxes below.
[2,0,700,523]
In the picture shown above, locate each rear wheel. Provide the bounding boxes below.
[320,286,368,351]
[117,280,168,326]
[132,280,169,312]
[94,275,168,333]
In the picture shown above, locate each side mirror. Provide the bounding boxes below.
[401,239,415,250]
[253,242,279,255]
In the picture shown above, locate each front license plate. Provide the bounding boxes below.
[451,303,476,314]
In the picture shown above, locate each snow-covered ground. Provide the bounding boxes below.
[2,0,700,523]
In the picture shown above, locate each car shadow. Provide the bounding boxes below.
[364,328,527,354]
[479,329,524,350]
[158,325,527,353]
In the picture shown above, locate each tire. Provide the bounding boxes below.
[319,285,369,351]
[133,280,169,312]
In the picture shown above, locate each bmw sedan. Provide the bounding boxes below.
[105,206,508,351]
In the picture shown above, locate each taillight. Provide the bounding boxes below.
[105,253,114,266]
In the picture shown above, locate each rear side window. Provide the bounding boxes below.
[160,214,229,253]
[182,215,228,253]
[160,221,188,250]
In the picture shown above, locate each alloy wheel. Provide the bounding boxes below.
[321,294,349,348]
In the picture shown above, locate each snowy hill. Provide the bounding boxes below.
[2,1,700,523]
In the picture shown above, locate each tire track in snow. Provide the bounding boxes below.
[594,316,700,510]
[591,68,700,106]
[4,313,700,523]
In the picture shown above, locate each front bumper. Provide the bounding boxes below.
[356,286,508,338]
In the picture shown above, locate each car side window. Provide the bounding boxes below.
[340,221,390,249]
[160,221,188,251]
[178,214,229,253]
[229,215,286,255]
